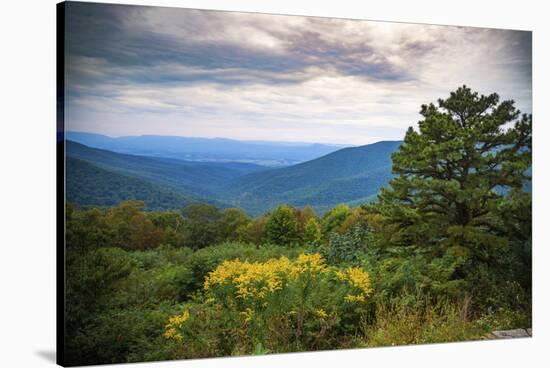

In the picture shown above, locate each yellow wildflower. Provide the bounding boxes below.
[335,266,372,303]
[203,254,329,300]
[163,327,182,341]
[344,294,366,303]
[292,253,328,276]
[334,270,346,280]
[166,309,190,328]
[163,309,190,340]
[239,308,255,322]
[316,308,328,319]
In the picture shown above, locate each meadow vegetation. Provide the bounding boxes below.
[64,87,531,365]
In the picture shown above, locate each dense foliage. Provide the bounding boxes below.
[377,86,532,309]
[66,157,193,210]
[64,87,531,365]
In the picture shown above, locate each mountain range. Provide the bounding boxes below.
[66,132,349,167]
[221,141,402,214]
[64,137,402,214]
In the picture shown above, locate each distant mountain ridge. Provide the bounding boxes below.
[64,139,402,214]
[66,140,266,200]
[66,132,350,167]
[221,140,402,214]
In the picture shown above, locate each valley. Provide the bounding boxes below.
[65,135,402,214]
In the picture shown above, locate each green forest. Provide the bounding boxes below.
[64,87,532,366]
[65,131,401,216]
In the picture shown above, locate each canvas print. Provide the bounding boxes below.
[57,1,532,366]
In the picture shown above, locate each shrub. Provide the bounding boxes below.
[218,208,251,241]
[318,225,373,265]
[265,205,301,246]
[236,216,267,245]
[180,203,222,249]
[164,253,373,356]
[303,217,322,245]
[106,200,164,250]
[366,249,467,307]
[321,204,350,235]
[186,242,307,292]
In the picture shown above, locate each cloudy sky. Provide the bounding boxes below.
[64,2,532,145]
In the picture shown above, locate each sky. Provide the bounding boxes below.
[64,2,532,145]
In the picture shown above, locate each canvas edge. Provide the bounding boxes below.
[56,1,66,366]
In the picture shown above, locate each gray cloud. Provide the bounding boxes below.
[64,2,532,145]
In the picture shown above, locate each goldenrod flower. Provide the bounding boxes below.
[163,309,190,340]
[344,294,366,303]
[240,308,255,322]
[203,253,328,300]
[316,308,328,319]
[335,267,372,303]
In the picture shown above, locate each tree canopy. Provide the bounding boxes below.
[377,86,531,295]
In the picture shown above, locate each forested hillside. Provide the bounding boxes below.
[66,157,195,210]
[66,140,265,199]
[65,140,402,214]
[223,141,401,213]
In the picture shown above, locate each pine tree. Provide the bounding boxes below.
[378,86,531,263]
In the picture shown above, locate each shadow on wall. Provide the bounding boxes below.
[34,350,56,363]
